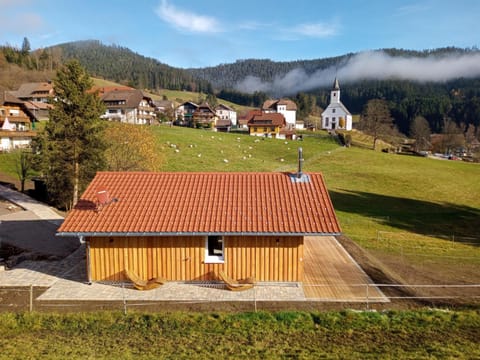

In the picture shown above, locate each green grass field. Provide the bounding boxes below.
[147,125,480,286]
[0,310,478,359]
[2,124,479,257]
[1,125,479,357]
[151,125,479,238]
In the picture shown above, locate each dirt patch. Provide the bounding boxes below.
[336,235,480,308]
[0,173,34,192]
[0,196,23,216]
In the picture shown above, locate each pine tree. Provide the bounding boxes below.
[39,60,106,209]
[21,37,31,55]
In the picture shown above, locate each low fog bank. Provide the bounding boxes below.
[235,51,480,96]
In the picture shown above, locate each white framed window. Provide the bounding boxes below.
[205,236,224,263]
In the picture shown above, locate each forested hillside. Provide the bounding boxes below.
[1,40,479,136]
[52,40,213,93]
[188,48,480,134]
[187,48,475,90]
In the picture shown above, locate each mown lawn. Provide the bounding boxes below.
[0,310,478,359]
[152,125,479,239]
[150,125,480,282]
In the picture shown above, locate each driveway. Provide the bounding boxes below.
[0,185,79,258]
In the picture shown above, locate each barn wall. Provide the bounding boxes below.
[88,235,303,282]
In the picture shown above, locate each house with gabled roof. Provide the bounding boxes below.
[262,98,297,128]
[0,92,37,151]
[174,101,198,125]
[321,78,352,131]
[192,102,217,129]
[247,112,286,139]
[100,89,156,125]
[10,82,54,104]
[57,165,341,284]
[215,103,237,127]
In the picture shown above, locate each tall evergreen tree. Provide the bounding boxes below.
[40,60,106,209]
[21,37,31,55]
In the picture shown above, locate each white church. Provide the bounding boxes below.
[321,78,352,131]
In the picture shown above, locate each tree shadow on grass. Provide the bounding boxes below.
[329,189,480,242]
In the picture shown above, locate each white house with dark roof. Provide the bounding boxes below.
[321,78,352,131]
[215,103,237,127]
[100,89,156,125]
[262,99,297,128]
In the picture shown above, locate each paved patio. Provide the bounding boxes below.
[0,185,388,303]
[0,241,389,303]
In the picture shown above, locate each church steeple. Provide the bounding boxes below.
[333,77,340,90]
[330,77,341,103]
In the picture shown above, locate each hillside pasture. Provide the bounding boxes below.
[0,124,478,300]
[152,125,480,297]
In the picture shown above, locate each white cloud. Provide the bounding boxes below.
[292,22,339,38]
[235,51,480,96]
[155,0,222,33]
[395,2,431,16]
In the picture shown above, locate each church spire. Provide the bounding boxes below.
[333,77,340,90]
[330,77,341,104]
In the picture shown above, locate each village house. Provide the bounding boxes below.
[174,101,198,125]
[238,109,260,129]
[262,99,298,128]
[153,99,174,116]
[0,92,36,151]
[10,81,54,103]
[57,165,341,284]
[321,78,352,131]
[215,103,237,127]
[100,89,156,125]
[10,82,55,122]
[192,102,217,129]
[247,112,286,138]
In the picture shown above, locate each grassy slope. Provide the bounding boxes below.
[0,310,478,359]
[1,125,478,261]
[151,125,480,278]
[153,126,479,238]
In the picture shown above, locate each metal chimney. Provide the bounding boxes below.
[297,147,304,178]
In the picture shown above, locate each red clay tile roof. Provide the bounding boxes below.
[247,113,286,127]
[57,172,341,236]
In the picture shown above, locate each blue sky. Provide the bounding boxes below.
[1,0,479,69]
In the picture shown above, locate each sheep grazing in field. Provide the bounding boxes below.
[223,159,229,163]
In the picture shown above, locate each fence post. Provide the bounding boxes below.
[122,283,127,315]
[29,284,33,312]
[365,283,369,311]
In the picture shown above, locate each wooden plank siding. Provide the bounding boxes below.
[88,235,304,282]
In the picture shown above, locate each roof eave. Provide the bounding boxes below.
[57,231,342,237]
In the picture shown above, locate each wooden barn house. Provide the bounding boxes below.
[57,164,341,284]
